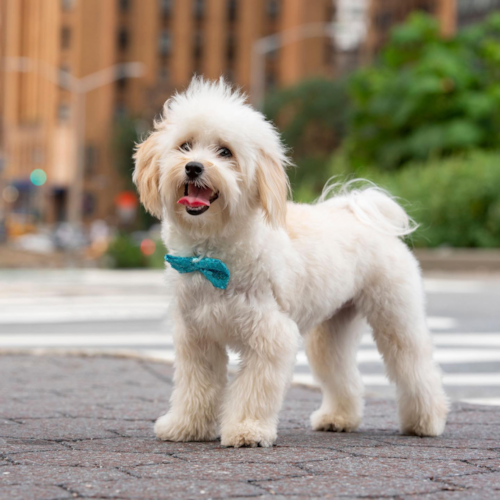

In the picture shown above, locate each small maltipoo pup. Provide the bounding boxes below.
[133,78,448,447]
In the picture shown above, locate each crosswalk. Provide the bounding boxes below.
[1,270,500,405]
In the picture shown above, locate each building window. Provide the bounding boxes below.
[158,66,170,84]
[160,0,172,17]
[118,0,130,12]
[228,0,237,22]
[226,34,235,63]
[85,145,99,174]
[376,11,392,30]
[116,65,129,90]
[59,64,71,86]
[267,0,279,19]
[58,103,71,122]
[159,30,172,56]
[225,68,234,83]
[193,32,203,60]
[53,188,67,222]
[116,75,128,90]
[32,147,45,165]
[61,0,76,11]
[61,26,71,49]
[267,48,277,61]
[194,0,204,20]
[265,71,276,90]
[118,28,129,50]
[83,192,96,216]
[418,1,433,14]
[324,38,334,65]
[115,102,128,119]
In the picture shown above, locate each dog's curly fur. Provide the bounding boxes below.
[133,77,449,447]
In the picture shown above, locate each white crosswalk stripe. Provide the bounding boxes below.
[1,271,500,406]
[4,334,500,365]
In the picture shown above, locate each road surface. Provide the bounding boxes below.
[1,269,500,405]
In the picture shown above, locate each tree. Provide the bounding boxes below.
[348,12,500,169]
[264,77,350,196]
[113,117,156,229]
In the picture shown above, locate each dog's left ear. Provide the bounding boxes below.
[256,151,290,228]
[133,132,162,219]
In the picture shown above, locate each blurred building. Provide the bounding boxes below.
[0,0,335,229]
[0,0,122,228]
[0,0,498,230]
[363,0,500,61]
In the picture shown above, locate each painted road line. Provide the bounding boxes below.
[0,269,167,286]
[0,334,175,347]
[426,317,458,330]
[0,295,170,306]
[3,332,500,349]
[0,272,488,291]
[4,332,499,347]
[4,334,500,365]
[423,279,486,294]
[361,333,500,346]
[0,308,169,323]
[294,349,500,365]
[461,398,500,406]
[293,373,500,387]
[0,309,456,328]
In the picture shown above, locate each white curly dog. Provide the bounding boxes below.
[133,78,448,448]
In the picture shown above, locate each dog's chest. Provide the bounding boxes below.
[174,264,273,338]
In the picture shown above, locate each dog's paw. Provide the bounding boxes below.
[310,409,361,433]
[220,420,276,448]
[154,413,217,442]
[400,397,449,437]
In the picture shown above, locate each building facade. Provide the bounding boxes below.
[0,0,497,229]
[0,0,335,229]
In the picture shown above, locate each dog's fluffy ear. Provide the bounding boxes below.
[133,132,162,218]
[256,151,290,228]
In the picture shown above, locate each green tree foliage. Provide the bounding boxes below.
[358,151,500,247]
[114,117,142,190]
[348,12,500,169]
[106,233,146,268]
[264,78,350,195]
[113,117,156,229]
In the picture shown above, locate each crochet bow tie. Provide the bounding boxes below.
[164,254,230,290]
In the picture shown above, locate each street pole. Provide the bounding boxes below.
[1,58,144,229]
[250,22,337,109]
[68,91,86,226]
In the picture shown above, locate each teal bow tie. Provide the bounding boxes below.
[164,254,230,290]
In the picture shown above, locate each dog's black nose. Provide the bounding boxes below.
[185,161,204,179]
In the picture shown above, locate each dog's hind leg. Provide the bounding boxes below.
[305,305,365,433]
[361,251,449,437]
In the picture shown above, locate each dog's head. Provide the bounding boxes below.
[133,78,290,237]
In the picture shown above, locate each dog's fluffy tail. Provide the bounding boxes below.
[317,178,418,237]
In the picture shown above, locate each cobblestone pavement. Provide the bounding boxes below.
[2,356,500,499]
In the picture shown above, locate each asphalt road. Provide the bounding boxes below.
[1,269,500,405]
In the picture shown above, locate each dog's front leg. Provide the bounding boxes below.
[220,311,299,448]
[155,322,228,442]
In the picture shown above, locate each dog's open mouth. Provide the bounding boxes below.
[177,183,219,216]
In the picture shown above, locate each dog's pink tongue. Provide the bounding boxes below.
[178,185,212,207]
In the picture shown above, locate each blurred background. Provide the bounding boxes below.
[2,0,500,405]
[1,0,499,268]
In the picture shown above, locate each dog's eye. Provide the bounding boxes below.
[218,147,232,158]
[179,142,191,152]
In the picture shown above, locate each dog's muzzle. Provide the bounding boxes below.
[177,175,219,216]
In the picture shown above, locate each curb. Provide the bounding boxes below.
[414,248,500,273]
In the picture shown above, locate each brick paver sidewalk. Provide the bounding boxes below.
[1,355,500,499]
